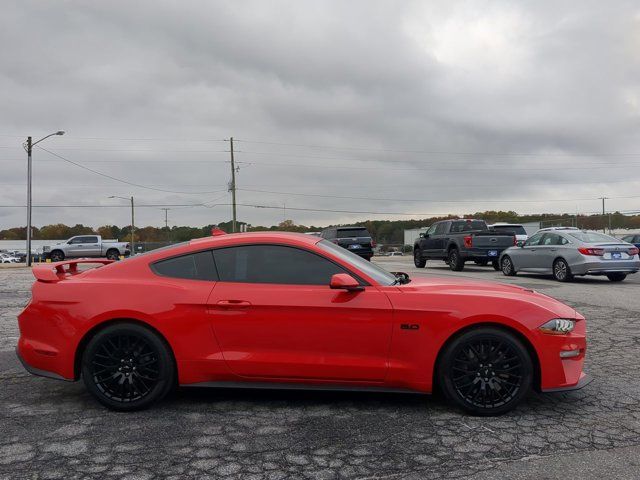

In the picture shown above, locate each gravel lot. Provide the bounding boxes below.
[1,259,640,479]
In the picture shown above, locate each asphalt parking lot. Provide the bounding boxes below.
[1,259,640,479]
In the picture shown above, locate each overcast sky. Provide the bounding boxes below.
[1,0,640,230]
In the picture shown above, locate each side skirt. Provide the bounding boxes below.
[181,380,425,395]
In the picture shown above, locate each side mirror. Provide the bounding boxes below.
[419,233,425,238]
[330,273,363,292]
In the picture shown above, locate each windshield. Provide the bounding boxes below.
[317,240,397,285]
[336,228,370,238]
[569,232,621,243]
[492,225,526,235]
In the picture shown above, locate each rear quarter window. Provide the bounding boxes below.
[152,251,218,281]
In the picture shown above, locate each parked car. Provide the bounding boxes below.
[413,219,515,271]
[17,232,588,415]
[0,253,19,263]
[621,233,640,249]
[500,227,640,282]
[489,223,528,246]
[320,226,374,260]
[8,251,26,263]
[43,235,130,262]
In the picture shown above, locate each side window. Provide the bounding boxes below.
[541,233,558,245]
[434,222,447,235]
[152,251,218,281]
[213,245,350,285]
[526,232,544,246]
[426,224,438,236]
[84,236,98,244]
[559,236,570,245]
[635,236,640,244]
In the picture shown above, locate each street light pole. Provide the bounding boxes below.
[24,131,65,266]
[109,195,135,256]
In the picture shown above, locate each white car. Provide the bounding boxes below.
[0,253,19,263]
[489,223,528,246]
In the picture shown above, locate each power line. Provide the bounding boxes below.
[35,146,228,195]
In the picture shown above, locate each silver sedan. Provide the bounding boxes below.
[499,227,640,282]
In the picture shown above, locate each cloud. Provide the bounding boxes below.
[1,0,640,231]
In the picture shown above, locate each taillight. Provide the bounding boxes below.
[463,235,472,248]
[629,247,639,256]
[578,247,604,256]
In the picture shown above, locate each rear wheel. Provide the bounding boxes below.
[438,327,532,416]
[81,323,175,411]
[105,249,120,261]
[606,273,627,282]
[501,256,516,276]
[553,258,573,282]
[414,249,426,268]
[448,249,464,271]
[49,250,64,262]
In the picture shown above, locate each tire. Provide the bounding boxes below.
[607,273,627,282]
[81,322,176,411]
[105,249,120,261]
[474,260,489,266]
[448,249,464,271]
[437,327,533,416]
[553,258,573,282]
[49,250,65,262]
[491,260,500,271]
[501,256,516,276]
[414,249,426,268]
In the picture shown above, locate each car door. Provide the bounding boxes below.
[207,244,394,382]
[514,232,545,270]
[81,236,101,256]
[533,233,562,272]
[421,224,439,256]
[432,221,449,258]
[65,237,85,257]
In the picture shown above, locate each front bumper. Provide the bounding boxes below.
[542,372,592,392]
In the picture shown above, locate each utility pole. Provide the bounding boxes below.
[161,208,170,242]
[229,137,237,233]
[26,136,32,265]
[599,197,608,233]
[130,196,135,255]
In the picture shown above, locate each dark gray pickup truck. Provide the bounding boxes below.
[413,219,515,271]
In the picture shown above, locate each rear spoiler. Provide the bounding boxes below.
[32,259,115,283]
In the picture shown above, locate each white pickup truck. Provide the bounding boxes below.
[43,235,130,262]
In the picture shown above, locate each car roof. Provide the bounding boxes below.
[189,231,321,248]
[490,223,523,227]
[537,227,579,232]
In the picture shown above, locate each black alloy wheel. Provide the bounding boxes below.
[414,249,426,268]
[82,323,175,411]
[438,327,532,415]
[501,256,516,276]
[553,258,573,282]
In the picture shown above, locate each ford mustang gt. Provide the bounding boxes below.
[17,232,589,415]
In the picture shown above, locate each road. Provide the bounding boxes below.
[1,259,639,479]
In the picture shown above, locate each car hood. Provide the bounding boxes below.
[399,276,577,318]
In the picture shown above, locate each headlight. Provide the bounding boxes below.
[539,318,575,335]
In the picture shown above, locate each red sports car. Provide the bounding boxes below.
[17,232,589,415]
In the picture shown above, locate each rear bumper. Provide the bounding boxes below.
[571,259,640,275]
[463,248,509,260]
[15,345,73,382]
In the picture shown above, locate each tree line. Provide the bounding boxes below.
[1,211,639,244]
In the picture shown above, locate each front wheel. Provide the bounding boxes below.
[438,327,533,416]
[553,258,573,282]
[81,323,175,411]
[606,273,627,282]
[414,249,426,268]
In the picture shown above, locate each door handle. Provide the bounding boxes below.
[550,249,557,252]
[214,300,252,309]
